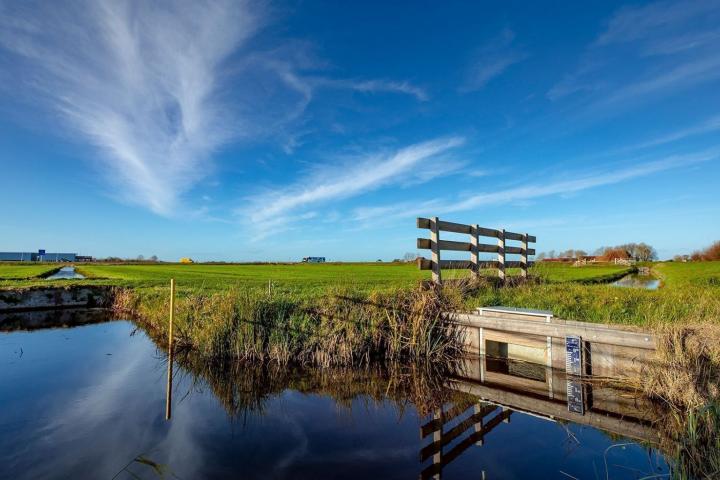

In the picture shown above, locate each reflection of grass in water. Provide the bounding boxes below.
[112,453,180,480]
[664,402,720,480]
[168,350,469,420]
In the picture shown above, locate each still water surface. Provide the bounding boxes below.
[612,274,660,290]
[46,266,85,279]
[0,316,670,479]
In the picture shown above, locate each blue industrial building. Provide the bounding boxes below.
[0,250,78,262]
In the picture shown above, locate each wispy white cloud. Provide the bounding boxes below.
[0,0,261,215]
[240,136,465,236]
[547,0,720,105]
[595,56,720,109]
[460,29,526,92]
[620,115,720,151]
[350,149,719,224]
[594,0,719,47]
[316,78,428,101]
[0,1,428,215]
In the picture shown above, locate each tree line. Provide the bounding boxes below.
[536,242,657,262]
[683,241,720,262]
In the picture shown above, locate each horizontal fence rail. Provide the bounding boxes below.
[417,217,536,283]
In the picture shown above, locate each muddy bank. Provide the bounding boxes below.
[0,285,114,312]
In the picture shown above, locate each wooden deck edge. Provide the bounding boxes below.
[447,312,656,350]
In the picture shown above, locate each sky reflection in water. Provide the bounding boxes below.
[0,320,669,479]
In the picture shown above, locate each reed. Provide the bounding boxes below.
[113,282,466,367]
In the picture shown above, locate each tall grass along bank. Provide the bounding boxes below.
[113,284,466,367]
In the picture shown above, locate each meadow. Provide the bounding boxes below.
[0,261,633,291]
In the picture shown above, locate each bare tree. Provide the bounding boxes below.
[402,252,418,262]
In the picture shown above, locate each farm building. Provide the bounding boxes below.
[0,250,77,262]
[302,257,326,263]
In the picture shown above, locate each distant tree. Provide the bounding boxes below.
[402,252,418,262]
[149,255,159,262]
[548,250,556,259]
[137,254,145,261]
[705,241,720,261]
[633,243,657,262]
[575,249,588,258]
[536,252,546,260]
[599,247,630,261]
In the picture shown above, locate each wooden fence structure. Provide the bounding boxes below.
[416,217,536,283]
[419,400,511,479]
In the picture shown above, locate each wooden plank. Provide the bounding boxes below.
[417,238,474,252]
[418,260,524,270]
[418,259,504,271]
[475,226,501,238]
[505,246,536,255]
[438,219,473,234]
[509,233,535,242]
[449,313,656,349]
[505,231,537,243]
[477,244,500,253]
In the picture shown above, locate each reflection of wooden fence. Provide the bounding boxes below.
[419,401,512,479]
[417,217,536,284]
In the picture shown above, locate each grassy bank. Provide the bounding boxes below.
[114,283,467,366]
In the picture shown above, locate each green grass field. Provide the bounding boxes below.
[0,261,632,291]
[0,264,59,280]
[653,261,720,287]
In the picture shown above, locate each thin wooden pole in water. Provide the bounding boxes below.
[165,278,175,420]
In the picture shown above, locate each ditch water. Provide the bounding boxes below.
[0,311,672,479]
[46,266,85,279]
[612,274,660,290]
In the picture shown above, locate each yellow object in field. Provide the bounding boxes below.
[179,257,194,264]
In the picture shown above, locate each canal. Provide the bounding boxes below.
[0,312,671,479]
[612,273,660,290]
[46,266,86,280]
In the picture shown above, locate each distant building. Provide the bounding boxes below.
[0,250,78,262]
[302,257,326,263]
[179,257,194,264]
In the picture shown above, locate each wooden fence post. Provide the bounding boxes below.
[521,233,529,278]
[470,224,479,277]
[497,229,506,283]
[431,216,442,284]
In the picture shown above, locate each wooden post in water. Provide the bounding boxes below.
[430,216,442,284]
[497,229,506,283]
[165,278,175,420]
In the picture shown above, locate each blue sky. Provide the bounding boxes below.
[1,0,719,261]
